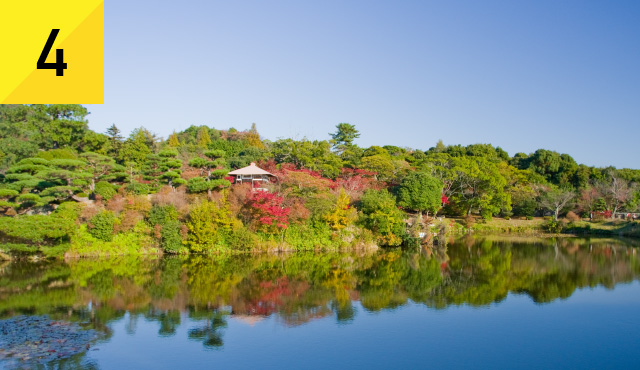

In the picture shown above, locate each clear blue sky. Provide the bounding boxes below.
[85,0,640,169]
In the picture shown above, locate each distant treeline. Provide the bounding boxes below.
[0,104,638,255]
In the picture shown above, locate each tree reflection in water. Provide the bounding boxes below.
[1,236,638,350]
[188,310,228,349]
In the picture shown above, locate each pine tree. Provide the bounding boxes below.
[106,124,124,158]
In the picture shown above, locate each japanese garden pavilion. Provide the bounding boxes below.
[227,162,275,190]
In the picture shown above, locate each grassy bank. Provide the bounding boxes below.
[564,220,640,238]
[439,216,640,238]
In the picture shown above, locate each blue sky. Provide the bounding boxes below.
[85,0,640,169]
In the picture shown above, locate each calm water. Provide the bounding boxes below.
[1,236,639,369]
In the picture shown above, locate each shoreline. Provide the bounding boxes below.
[2,228,638,261]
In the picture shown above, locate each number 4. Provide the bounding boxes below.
[37,29,67,76]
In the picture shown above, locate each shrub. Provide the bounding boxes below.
[106,194,126,214]
[0,189,19,199]
[284,196,311,224]
[526,216,534,220]
[481,210,493,221]
[67,223,159,257]
[148,205,179,226]
[54,202,81,222]
[0,214,75,244]
[283,221,335,250]
[543,219,563,233]
[160,220,184,253]
[37,149,78,160]
[225,227,258,251]
[463,215,476,229]
[305,196,334,220]
[79,204,101,223]
[566,211,580,223]
[187,177,209,193]
[17,193,41,205]
[116,210,144,233]
[88,211,116,241]
[227,183,252,214]
[95,181,116,200]
[152,186,189,213]
[125,195,152,215]
[126,182,150,195]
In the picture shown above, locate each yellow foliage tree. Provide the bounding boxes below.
[246,123,264,149]
[324,189,356,230]
[168,132,180,147]
[197,127,212,148]
[185,200,236,252]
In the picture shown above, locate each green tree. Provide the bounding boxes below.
[142,150,183,191]
[272,139,342,178]
[94,181,116,200]
[330,123,360,149]
[148,205,184,253]
[397,172,444,218]
[3,157,92,202]
[0,138,39,170]
[523,149,579,187]
[187,150,229,195]
[106,124,124,158]
[449,157,510,217]
[121,127,154,165]
[358,189,405,246]
[79,152,118,191]
[29,105,90,150]
[360,154,395,181]
[539,187,574,220]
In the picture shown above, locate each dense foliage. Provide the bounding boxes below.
[1,104,639,256]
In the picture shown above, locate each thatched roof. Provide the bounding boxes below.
[227,162,274,176]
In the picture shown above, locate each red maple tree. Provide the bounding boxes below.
[249,191,290,233]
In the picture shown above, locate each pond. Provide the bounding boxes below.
[1,236,639,369]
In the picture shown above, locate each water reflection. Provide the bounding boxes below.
[1,237,639,352]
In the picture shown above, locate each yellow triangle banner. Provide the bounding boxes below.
[0,0,104,103]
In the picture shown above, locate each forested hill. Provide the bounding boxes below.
[0,104,638,255]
